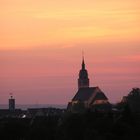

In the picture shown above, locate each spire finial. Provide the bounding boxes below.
[82,50,84,61]
[10,93,13,99]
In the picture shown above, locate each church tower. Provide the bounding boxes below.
[78,57,89,89]
[9,93,15,111]
[67,55,111,112]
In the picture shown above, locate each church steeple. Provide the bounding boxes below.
[78,55,90,89]
[82,57,85,70]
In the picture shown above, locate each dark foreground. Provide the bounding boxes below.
[0,110,140,140]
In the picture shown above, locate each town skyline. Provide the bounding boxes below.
[1,54,139,105]
[0,0,140,104]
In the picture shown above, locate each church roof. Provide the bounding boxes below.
[72,87,108,102]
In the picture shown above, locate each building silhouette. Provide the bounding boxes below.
[78,57,89,89]
[9,94,15,111]
[67,56,111,112]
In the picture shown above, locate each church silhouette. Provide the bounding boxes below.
[67,56,111,112]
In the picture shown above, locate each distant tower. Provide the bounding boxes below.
[9,93,15,111]
[78,55,89,89]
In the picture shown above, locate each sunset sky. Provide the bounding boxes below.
[0,0,140,105]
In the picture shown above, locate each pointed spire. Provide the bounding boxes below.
[78,51,89,89]
[82,51,85,70]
